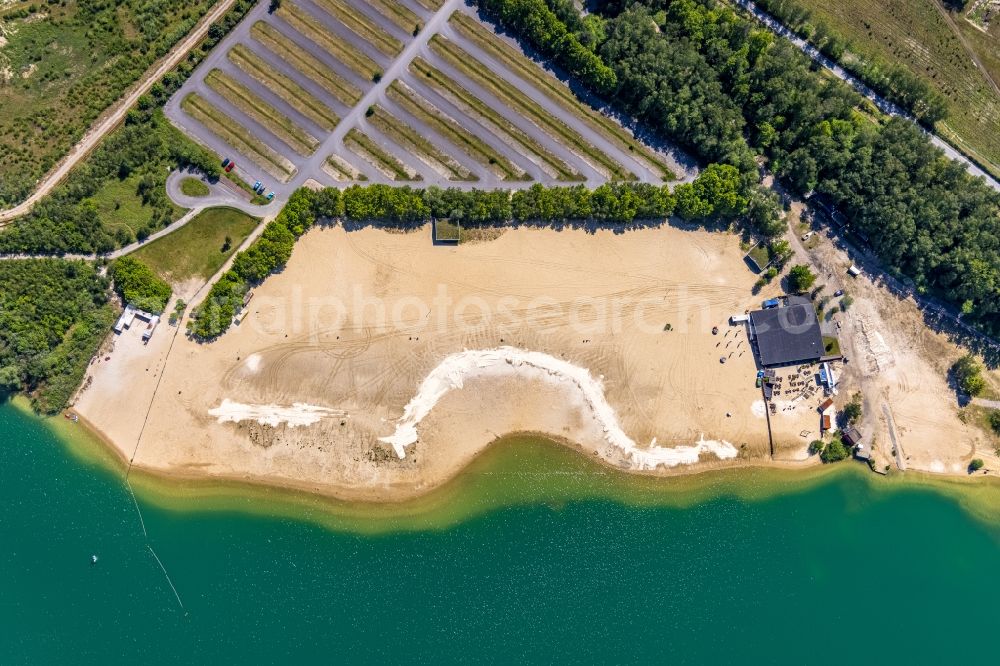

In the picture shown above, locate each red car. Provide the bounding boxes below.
[225,161,236,173]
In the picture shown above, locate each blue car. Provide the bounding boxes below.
[266,192,275,201]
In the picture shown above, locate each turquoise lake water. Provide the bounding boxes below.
[2,400,1000,663]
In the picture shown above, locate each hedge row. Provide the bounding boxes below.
[190,167,774,340]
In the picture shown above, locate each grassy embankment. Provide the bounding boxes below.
[430,36,634,181]
[414,0,445,11]
[180,178,210,197]
[312,0,404,56]
[278,4,383,81]
[88,174,185,236]
[131,207,259,283]
[324,156,369,181]
[776,0,1000,178]
[387,81,527,180]
[0,0,215,207]
[366,106,476,181]
[250,22,362,107]
[365,0,422,33]
[181,93,296,181]
[205,69,318,156]
[344,129,420,181]
[228,45,339,131]
[450,12,676,181]
[411,58,582,181]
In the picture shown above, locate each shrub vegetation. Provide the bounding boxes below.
[0,260,115,413]
[109,257,173,313]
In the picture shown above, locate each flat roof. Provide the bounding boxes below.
[750,302,823,367]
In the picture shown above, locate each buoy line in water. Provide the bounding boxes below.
[148,545,185,611]
[114,312,188,611]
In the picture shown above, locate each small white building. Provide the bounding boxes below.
[114,304,161,343]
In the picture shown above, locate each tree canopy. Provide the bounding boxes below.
[110,257,172,313]
[0,260,115,413]
[477,0,1000,334]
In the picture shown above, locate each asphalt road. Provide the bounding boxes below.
[733,0,1000,192]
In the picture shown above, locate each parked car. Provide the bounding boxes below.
[266,192,275,201]
[801,231,814,241]
[253,181,261,191]
[222,157,231,168]
[834,289,844,297]
[225,161,235,173]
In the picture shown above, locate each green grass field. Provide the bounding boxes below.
[250,22,362,106]
[411,57,582,181]
[776,0,1000,177]
[0,0,215,207]
[228,44,339,131]
[131,207,259,283]
[180,177,210,197]
[746,244,772,271]
[89,175,185,234]
[278,4,382,81]
[313,0,404,56]
[450,12,676,181]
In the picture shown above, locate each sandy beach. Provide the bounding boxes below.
[72,221,999,501]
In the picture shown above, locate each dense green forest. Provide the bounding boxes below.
[192,173,763,339]
[0,260,115,414]
[475,0,1000,333]
[109,257,173,313]
[0,0,258,256]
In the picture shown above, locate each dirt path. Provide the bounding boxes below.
[0,0,240,226]
[933,0,1000,98]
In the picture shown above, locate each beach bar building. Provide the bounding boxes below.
[748,297,824,368]
[114,304,161,343]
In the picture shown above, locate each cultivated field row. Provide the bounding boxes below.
[166,0,683,190]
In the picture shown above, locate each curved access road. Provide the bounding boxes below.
[733,0,1000,192]
[165,169,280,217]
[0,0,241,225]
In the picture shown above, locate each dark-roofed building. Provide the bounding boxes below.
[749,298,824,367]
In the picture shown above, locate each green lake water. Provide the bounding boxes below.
[2,400,1000,664]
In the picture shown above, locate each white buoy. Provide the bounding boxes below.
[91,554,98,565]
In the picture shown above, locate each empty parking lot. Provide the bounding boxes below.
[165,0,693,200]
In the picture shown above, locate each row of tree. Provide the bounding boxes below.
[192,172,775,339]
[478,0,1000,333]
[0,260,116,414]
[191,189,315,339]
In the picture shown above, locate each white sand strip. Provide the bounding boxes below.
[379,347,738,469]
[209,399,344,428]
